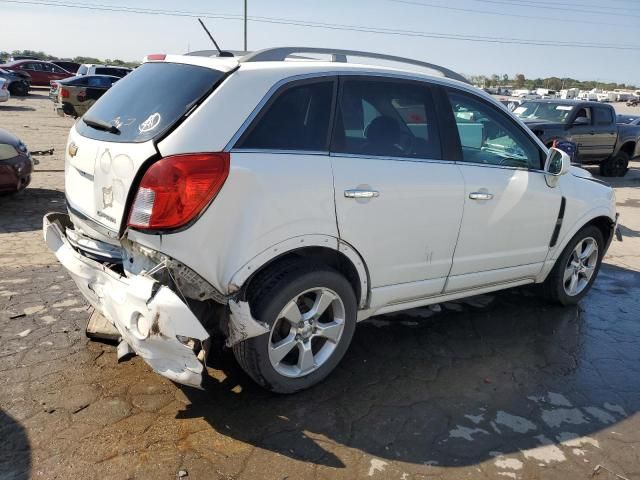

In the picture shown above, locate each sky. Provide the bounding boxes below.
[1,0,639,85]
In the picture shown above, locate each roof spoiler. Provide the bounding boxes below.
[240,47,469,84]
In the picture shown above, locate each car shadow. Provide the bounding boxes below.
[0,188,66,233]
[177,263,640,468]
[0,410,31,479]
[0,105,36,112]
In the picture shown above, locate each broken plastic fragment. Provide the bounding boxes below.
[226,300,269,346]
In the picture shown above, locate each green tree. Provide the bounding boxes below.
[515,74,526,88]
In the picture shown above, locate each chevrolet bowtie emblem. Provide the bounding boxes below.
[68,142,78,157]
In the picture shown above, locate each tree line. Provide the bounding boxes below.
[0,49,139,68]
[469,73,636,91]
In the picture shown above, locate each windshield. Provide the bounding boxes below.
[75,62,225,143]
[513,102,575,123]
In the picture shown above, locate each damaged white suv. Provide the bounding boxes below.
[44,48,619,393]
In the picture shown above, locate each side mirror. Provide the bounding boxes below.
[572,117,589,126]
[544,147,571,187]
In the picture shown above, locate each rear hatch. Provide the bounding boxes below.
[64,58,234,235]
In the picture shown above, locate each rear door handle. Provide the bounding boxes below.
[344,189,379,199]
[469,192,494,201]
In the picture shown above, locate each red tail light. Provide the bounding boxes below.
[60,88,70,98]
[146,54,166,61]
[128,153,230,230]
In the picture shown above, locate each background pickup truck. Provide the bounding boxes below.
[514,99,640,176]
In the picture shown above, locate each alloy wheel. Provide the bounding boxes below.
[268,287,346,378]
[563,237,599,296]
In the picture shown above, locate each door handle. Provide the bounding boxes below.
[344,189,379,199]
[469,192,494,201]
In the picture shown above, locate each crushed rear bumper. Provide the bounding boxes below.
[43,212,209,388]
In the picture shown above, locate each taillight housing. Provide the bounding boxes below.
[60,88,70,98]
[145,54,166,62]
[128,153,230,230]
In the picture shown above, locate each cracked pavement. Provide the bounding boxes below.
[1,93,640,480]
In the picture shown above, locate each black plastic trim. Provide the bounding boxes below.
[549,196,566,247]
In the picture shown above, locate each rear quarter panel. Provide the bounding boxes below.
[615,125,640,158]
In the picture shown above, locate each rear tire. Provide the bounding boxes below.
[233,264,357,394]
[599,151,629,177]
[543,225,604,306]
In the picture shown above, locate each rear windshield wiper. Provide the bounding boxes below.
[82,116,120,135]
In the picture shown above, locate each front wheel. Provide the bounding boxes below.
[543,225,604,305]
[233,265,357,393]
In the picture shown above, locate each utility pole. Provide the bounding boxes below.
[244,0,248,51]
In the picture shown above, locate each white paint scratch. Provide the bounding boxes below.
[449,425,490,441]
[368,458,388,476]
[541,408,588,428]
[17,329,31,337]
[495,411,537,433]
[523,435,566,464]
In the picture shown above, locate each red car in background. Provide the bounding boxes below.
[0,60,73,86]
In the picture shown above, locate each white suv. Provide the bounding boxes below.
[44,48,619,393]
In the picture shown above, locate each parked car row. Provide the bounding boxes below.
[0,59,132,95]
[513,99,640,176]
[49,74,120,118]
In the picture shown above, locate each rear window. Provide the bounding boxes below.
[95,67,130,78]
[76,62,225,143]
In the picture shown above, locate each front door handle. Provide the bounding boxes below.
[344,189,379,199]
[469,192,494,201]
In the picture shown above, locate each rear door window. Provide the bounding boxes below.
[594,106,614,125]
[75,62,225,143]
[331,78,442,160]
[236,80,335,151]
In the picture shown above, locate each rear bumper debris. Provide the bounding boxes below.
[43,212,209,388]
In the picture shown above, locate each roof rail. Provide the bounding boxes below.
[240,47,469,84]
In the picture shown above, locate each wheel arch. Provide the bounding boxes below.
[618,141,636,158]
[228,235,370,309]
[538,211,615,284]
[554,209,614,257]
